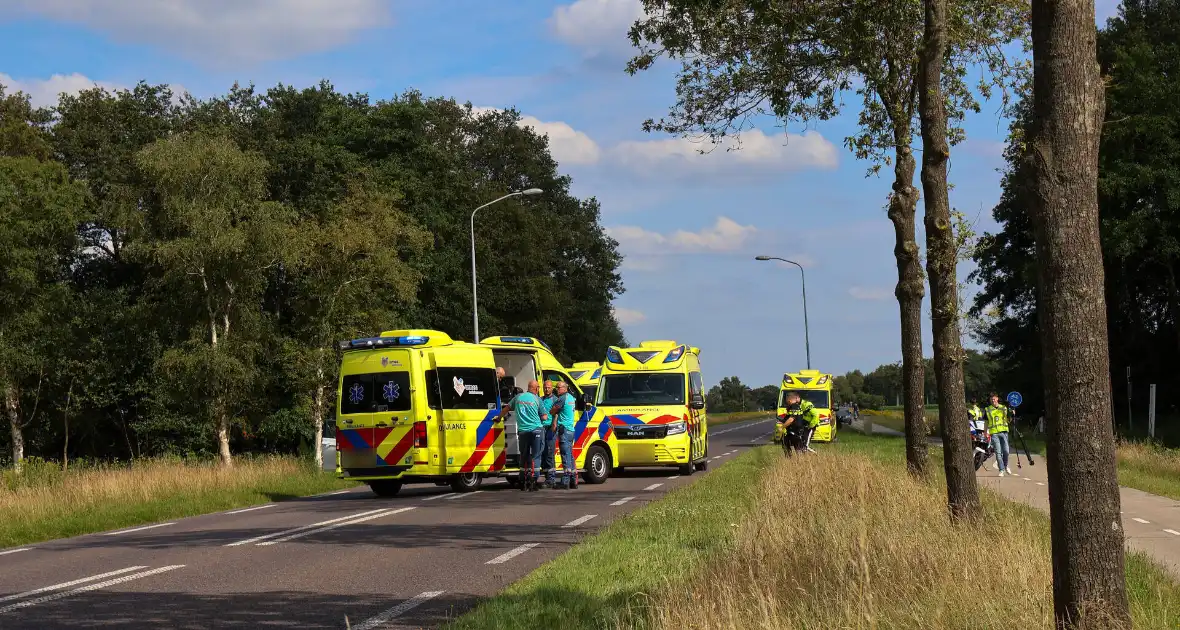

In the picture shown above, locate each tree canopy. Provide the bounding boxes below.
[0,81,626,467]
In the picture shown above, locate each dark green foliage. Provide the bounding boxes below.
[0,80,625,467]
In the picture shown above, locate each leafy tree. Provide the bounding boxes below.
[706,376,754,412]
[0,91,88,469]
[627,0,1025,479]
[134,132,295,467]
[918,0,980,519]
[751,385,780,411]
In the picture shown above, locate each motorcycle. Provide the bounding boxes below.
[780,420,807,457]
[972,430,993,471]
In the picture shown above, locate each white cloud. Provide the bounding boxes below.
[550,0,645,56]
[849,286,893,301]
[472,107,601,166]
[609,216,758,258]
[612,306,647,325]
[610,129,840,179]
[0,72,125,108]
[2,0,390,66]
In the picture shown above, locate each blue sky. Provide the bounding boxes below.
[0,0,1124,388]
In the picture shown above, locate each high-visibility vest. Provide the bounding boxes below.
[985,405,1009,433]
[968,405,982,420]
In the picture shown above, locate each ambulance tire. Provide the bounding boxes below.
[583,445,611,485]
[694,458,708,472]
[368,481,402,497]
[450,472,483,493]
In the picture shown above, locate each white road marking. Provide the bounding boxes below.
[226,508,391,546]
[422,493,455,501]
[610,496,634,506]
[710,420,769,436]
[351,591,446,630]
[710,456,721,461]
[225,504,276,515]
[643,483,663,491]
[103,522,175,536]
[1132,517,1151,525]
[750,432,773,443]
[666,475,680,480]
[0,567,147,604]
[0,565,183,614]
[486,543,539,565]
[257,507,416,546]
[0,548,30,556]
[444,491,483,500]
[562,515,597,528]
[1164,529,1180,536]
[325,490,351,496]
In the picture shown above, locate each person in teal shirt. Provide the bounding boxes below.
[549,381,579,489]
[501,379,547,491]
[541,380,559,486]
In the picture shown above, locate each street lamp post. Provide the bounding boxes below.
[470,188,543,341]
[755,255,811,369]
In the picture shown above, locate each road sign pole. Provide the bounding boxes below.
[1149,383,1157,439]
[1127,366,1133,433]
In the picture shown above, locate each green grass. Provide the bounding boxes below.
[707,410,772,425]
[445,445,777,630]
[0,455,356,548]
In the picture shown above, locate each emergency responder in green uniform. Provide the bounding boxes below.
[968,400,985,433]
[779,391,820,453]
[985,393,1012,476]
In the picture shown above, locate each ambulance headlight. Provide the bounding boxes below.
[665,421,686,436]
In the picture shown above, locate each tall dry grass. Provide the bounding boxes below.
[0,456,350,547]
[642,451,1179,629]
[1117,441,1180,501]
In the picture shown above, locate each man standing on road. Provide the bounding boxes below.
[985,393,1012,476]
[500,379,548,491]
[549,381,579,489]
[541,380,558,487]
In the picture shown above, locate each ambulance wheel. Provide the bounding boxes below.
[450,472,483,493]
[678,461,695,475]
[583,445,611,485]
[694,458,709,472]
[368,481,402,497]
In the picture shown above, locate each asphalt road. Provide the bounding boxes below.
[0,417,776,629]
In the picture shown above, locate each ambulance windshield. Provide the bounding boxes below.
[599,374,685,406]
[779,389,830,409]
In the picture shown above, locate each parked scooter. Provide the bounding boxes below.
[972,430,994,471]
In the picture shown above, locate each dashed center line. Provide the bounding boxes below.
[486,543,539,565]
[444,491,482,500]
[562,515,598,528]
[226,508,391,546]
[104,522,175,536]
[643,483,663,491]
[0,565,184,615]
[422,493,455,501]
[0,567,146,604]
[1132,517,1151,525]
[352,591,446,630]
[1036,482,1045,486]
[258,507,416,546]
[666,475,680,480]
[610,496,635,506]
[1164,529,1180,536]
[325,490,351,496]
[225,504,276,515]
[750,431,773,443]
[0,548,30,556]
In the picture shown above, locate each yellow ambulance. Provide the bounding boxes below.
[335,330,617,496]
[569,361,601,404]
[774,369,837,443]
[596,341,710,475]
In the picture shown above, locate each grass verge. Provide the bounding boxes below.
[0,456,355,548]
[708,411,772,425]
[445,445,777,630]
[449,429,1180,629]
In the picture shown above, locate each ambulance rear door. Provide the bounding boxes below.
[427,346,506,474]
[337,349,416,476]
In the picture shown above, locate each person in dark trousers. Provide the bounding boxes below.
[549,380,579,489]
[500,379,547,491]
[540,380,558,487]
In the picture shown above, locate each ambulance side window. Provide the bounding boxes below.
[689,372,704,399]
[425,370,441,409]
[433,367,499,410]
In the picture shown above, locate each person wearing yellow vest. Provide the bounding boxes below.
[985,393,1012,476]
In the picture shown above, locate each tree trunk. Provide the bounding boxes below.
[919,0,981,521]
[215,398,233,468]
[5,381,24,472]
[312,369,326,470]
[62,378,74,472]
[887,143,928,478]
[1028,0,1130,626]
